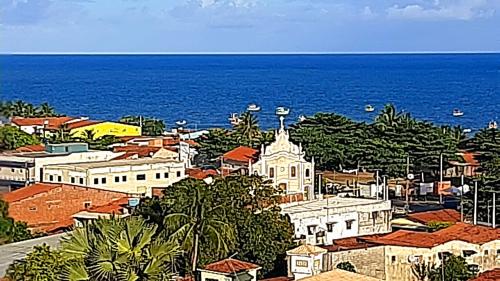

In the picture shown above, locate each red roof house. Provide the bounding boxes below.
[407,209,461,225]
[222,146,259,164]
[203,258,260,274]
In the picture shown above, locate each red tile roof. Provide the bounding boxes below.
[364,223,500,248]
[187,168,218,180]
[11,116,75,129]
[470,269,500,281]
[163,139,199,147]
[203,258,260,274]
[113,145,161,157]
[320,236,381,252]
[65,120,101,129]
[88,197,130,214]
[462,152,479,166]
[223,146,259,163]
[1,183,62,203]
[407,209,461,225]
[15,144,46,152]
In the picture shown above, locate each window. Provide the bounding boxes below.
[137,174,146,181]
[497,249,500,256]
[307,225,317,235]
[84,202,91,209]
[296,260,308,267]
[462,250,476,257]
[93,178,99,185]
[11,168,14,173]
[372,211,379,225]
[305,168,310,177]
[122,175,127,182]
[57,176,62,182]
[269,167,275,178]
[484,250,489,255]
[391,256,396,264]
[79,178,84,185]
[327,222,336,232]
[176,171,181,177]
[115,176,120,183]
[29,206,37,211]
[346,220,354,230]
[101,177,107,184]
[156,173,161,179]
[206,279,219,281]
[49,175,54,182]
[70,177,75,184]
[291,166,297,177]
[164,172,169,178]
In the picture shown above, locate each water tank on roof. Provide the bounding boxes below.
[128,198,140,207]
[45,143,89,153]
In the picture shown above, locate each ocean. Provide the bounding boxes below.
[1,54,499,131]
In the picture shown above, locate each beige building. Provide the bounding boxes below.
[43,158,186,196]
[322,223,500,281]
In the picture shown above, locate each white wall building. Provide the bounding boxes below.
[281,197,392,245]
[287,245,327,280]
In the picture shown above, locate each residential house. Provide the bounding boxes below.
[321,223,500,281]
[198,258,260,281]
[392,209,461,230]
[42,158,186,196]
[0,143,120,191]
[72,197,131,227]
[286,245,327,280]
[1,183,130,232]
[11,116,79,135]
[470,269,500,281]
[281,197,392,245]
[446,151,481,177]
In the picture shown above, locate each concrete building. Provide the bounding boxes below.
[198,258,261,281]
[0,143,120,191]
[281,197,392,245]
[321,223,500,281]
[286,245,327,280]
[2,183,130,232]
[42,158,186,196]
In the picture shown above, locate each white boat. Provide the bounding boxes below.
[453,109,464,117]
[247,104,261,112]
[463,128,472,133]
[228,113,242,126]
[365,105,375,112]
[489,120,498,129]
[298,115,306,122]
[176,120,187,126]
[276,107,290,116]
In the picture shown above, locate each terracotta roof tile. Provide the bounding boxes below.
[87,197,130,214]
[113,145,161,157]
[470,269,500,281]
[287,244,327,255]
[203,258,260,274]
[65,120,101,130]
[462,152,479,166]
[223,146,259,163]
[320,236,381,252]
[407,209,461,225]
[11,116,75,128]
[15,144,45,152]
[1,183,62,203]
[187,168,218,180]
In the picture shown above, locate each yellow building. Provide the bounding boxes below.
[67,120,141,139]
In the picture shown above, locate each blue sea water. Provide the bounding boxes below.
[1,54,499,131]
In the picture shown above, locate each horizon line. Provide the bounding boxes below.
[2,51,500,55]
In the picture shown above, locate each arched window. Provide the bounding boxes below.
[269,167,275,178]
[305,168,310,178]
[291,166,297,177]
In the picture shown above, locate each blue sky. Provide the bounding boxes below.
[1,0,499,53]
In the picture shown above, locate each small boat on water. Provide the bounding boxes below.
[298,115,306,122]
[247,104,261,112]
[463,128,472,133]
[176,120,187,126]
[365,105,375,112]
[453,109,464,117]
[276,107,290,116]
[228,113,242,126]
[489,120,498,129]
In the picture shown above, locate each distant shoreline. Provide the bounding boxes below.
[2,51,500,56]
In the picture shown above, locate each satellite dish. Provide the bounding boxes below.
[407,173,415,180]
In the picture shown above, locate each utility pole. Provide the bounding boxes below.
[439,153,443,204]
[383,176,387,201]
[406,155,410,207]
[493,192,496,228]
[473,181,478,225]
[375,169,380,200]
[460,174,464,222]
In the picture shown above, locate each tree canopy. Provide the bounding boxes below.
[0,198,34,245]
[0,125,40,151]
[120,116,165,136]
[0,100,58,118]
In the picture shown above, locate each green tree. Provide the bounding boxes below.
[411,260,434,281]
[0,125,39,151]
[61,217,180,281]
[120,116,165,136]
[6,244,67,281]
[37,102,57,117]
[234,112,261,147]
[0,101,14,118]
[428,255,476,281]
[427,221,453,232]
[197,128,239,164]
[0,199,34,245]
[336,261,356,273]
[163,179,235,273]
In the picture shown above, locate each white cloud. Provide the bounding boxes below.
[386,0,496,20]
[361,6,377,19]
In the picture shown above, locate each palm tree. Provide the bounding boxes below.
[37,102,57,117]
[164,180,234,273]
[234,112,261,147]
[375,104,401,130]
[61,217,180,281]
[0,101,14,118]
[12,100,29,117]
[81,129,96,142]
[24,104,37,117]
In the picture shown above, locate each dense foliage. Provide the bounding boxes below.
[6,244,67,281]
[120,116,165,136]
[411,255,477,281]
[137,175,294,277]
[336,261,356,272]
[0,199,34,245]
[0,100,58,118]
[0,125,40,151]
